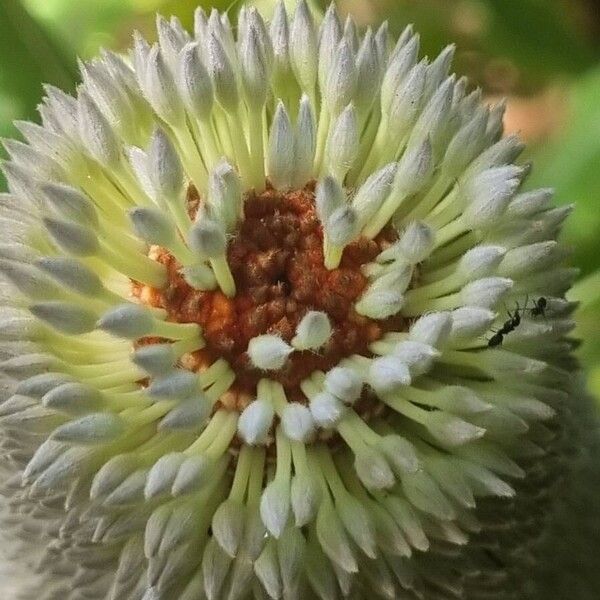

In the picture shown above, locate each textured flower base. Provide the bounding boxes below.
[0,2,598,599]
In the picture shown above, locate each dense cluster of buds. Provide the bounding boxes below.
[0,2,591,599]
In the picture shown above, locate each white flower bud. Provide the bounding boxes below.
[393,340,439,376]
[16,372,73,399]
[355,289,404,319]
[240,24,270,109]
[188,218,226,258]
[206,33,239,111]
[324,367,363,404]
[459,277,513,308]
[409,311,452,347]
[318,3,342,93]
[354,445,395,490]
[159,396,210,430]
[36,257,103,297]
[77,91,120,167]
[281,402,316,442]
[326,103,359,180]
[443,108,488,177]
[387,61,427,139]
[309,391,346,428]
[368,356,411,395]
[43,217,99,257]
[270,0,291,86]
[267,101,295,190]
[202,538,232,600]
[260,478,290,538]
[143,45,184,124]
[375,21,390,63]
[177,42,214,121]
[42,382,103,413]
[148,128,183,199]
[172,455,212,496]
[293,94,316,187]
[352,162,398,224]
[180,263,217,290]
[462,166,523,229]
[424,44,455,99]
[506,188,554,218]
[132,344,175,375]
[325,39,356,115]
[207,161,242,231]
[315,175,345,223]
[212,499,245,558]
[291,310,332,350]
[148,370,199,400]
[52,413,124,444]
[397,221,435,264]
[426,412,486,447]
[381,33,420,114]
[0,259,59,299]
[145,452,186,499]
[91,454,137,500]
[378,435,420,475]
[97,303,154,339]
[355,29,381,113]
[458,245,506,279]
[129,207,178,247]
[450,306,496,341]
[289,0,318,95]
[326,205,359,246]
[238,399,274,445]
[247,334,293,370]
[156,14,186,72]
[255,541,282,599]
[499,241,558,278]
[291,472,321,526]
[30,301,97,334]
[394,138,434,197]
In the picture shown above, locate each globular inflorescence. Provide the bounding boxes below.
[0,2,583,600]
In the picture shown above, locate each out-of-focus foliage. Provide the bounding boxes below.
[1,0,600,398]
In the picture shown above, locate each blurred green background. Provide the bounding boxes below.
[1,0,600,397]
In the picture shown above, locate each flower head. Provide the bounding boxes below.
[0,2,584,599]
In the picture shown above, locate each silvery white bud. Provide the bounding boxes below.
[148,128,184,199]
[506,188,554,218]
[375,21,390,64]
[36,257,103,297]
[354,445,395,490]
[309,391,346,428]
[157,14,186,72]
[355,29,381,113]
[499,241,559,278]
[128,146,156,199]
[212,499,245,557]
[394,138,434,197]
[396,221,435,264]
[326,205,359,246]
[145,452,186,499]
[144,45,184,124]
[462,166,523,229]
[202,538,232,600]
[324,367,363,404]
[30,301,97,334]
[246,9,273,68]
[207,160,242,231]
[91,454,137,500]
[77,92,120,166]
[0,259,59,299]
[424,44,455,99]
[97,303,154,339]
[460,277,513,308]
[336,494,377,558]
[177,42,214,120]
[254,542,282,599]
[206,34,239,110]
[172,454,213,496]
[393,340,439,376]
[318,4,342,91]
[268,101,295,190]
[193,7,208,40]
[16,372,73,399]
[132,344,176,375]
[409,311,452,347]
[343,15,359,53]
[378,435,420,475]
[180,263,217,290]
[43,217,99,257]
[387,61,426,140]
[355,289,404,319]
[129,207,178,247]
[352,162,398,224]
[443,108,488,176]
[159,396,210,430]
[291,310,332,350]
[381,34,420,114]
[148,370,199,400]
[426,411,486,447]
[281,402,316,442]
[270,0,291,84]
[450,306,496,341]
[188,218,226,258]
[247,334,293,370]
[240,25,270,108]
[458,245,506,279]
[260,478,291,538]
[326,103,359,180]
[289,0,318,94]
[23,438,66,482]
[42,382,103,413]
[315,175,345,223]
[325,39,356,115]
[238,399,274,445]
[293,95,316,187]
[291,472,321,526]
[52,413,124,444]
[368,356,411,394]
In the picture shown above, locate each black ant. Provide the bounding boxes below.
[487,296,547,347]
